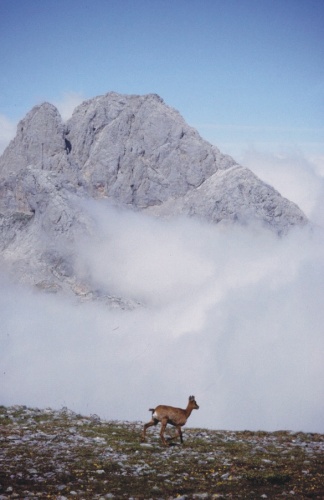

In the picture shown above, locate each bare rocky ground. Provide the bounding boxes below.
[0,406,323,499]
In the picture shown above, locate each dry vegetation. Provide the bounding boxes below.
[0,406,323,499]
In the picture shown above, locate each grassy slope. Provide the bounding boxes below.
[0,405,323,499]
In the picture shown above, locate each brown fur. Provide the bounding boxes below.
[142,395,199,446]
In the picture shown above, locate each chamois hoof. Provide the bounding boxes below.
[166,439,178,447]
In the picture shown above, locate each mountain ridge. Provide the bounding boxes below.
[0,92,308,301]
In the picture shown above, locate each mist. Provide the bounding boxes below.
[1,197,323,433]
[241,148,324,227]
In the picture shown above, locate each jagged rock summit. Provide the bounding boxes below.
[0,92,307,301]
[65,93,235,206]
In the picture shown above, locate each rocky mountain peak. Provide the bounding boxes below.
[65,91,235,206]
[0,92,308,301]
[0,102,67,178]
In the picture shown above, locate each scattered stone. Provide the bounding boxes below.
[0,405,323,499]
[140,442,153,448]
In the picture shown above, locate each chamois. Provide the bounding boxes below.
[142,395,199,446]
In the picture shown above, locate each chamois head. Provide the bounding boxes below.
[189,395,199,409]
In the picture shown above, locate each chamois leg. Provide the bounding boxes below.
[159,417,169,446]
[168,425,183,444]
[178,426,184,443]
[142,418,158,441]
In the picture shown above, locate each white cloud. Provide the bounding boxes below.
[0,114,16,154]
[1,110,323,432]
[53,91,85,121]
[311,154,324,177]
[1,203,323,433]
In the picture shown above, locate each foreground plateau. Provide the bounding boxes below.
[0,406,323,499]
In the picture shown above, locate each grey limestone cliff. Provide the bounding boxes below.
[0,92,308,301]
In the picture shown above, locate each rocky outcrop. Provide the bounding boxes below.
[0,92,307,228]
[0,92,308,300]
[0,103,69,177]
[146,164,306,232]
[65,92,236,206]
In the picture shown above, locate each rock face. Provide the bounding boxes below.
[65,93,234,206]
[145,164,302,228]
[0,92,308,301]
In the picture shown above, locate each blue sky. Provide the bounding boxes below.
[1,0,323,159]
